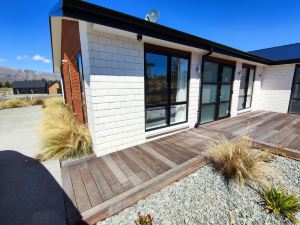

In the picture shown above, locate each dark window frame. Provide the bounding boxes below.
[144,44,191,132]
[238,64,256,111]
[199,58,235,124]
[288,64,300,114]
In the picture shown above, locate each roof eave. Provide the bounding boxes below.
[52,0,272,65]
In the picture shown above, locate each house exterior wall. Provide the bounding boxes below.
[61,19,85,124]
[81,23,296,156]
[86,26,146,156]
[253,64,295,113]
[48,82,60,94]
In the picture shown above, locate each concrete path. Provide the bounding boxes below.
[0,106,66,225]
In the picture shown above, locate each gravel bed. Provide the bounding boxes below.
[98,155,300,225]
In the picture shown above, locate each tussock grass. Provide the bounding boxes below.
[36,101,93,161]
[204,136,276,185]
[263,186,300,223]
[0,98,45,110]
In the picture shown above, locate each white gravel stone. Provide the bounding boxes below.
[97,155,300,225]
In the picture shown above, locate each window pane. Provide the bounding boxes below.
[220,84,231,101]
[202,84,217,104]
[292,84,300,99]
[170,104,187,124]
[246,96,252,108]
[289,99,300,114]
[219,102,229,118]
[145,53,168,105]
[238,97,245,110]
[146,106,167,129]
[295,68,300,83]
[201,104,216,124]
[171,57,188,102]
[222,66,233,83]
[203,62,218,83]
[247,69,255,95]
[239,68,247,96]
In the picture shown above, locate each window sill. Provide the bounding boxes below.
[146,123,190,140]
[237,108,252,115]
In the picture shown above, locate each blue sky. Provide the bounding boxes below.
[0,0,299,73]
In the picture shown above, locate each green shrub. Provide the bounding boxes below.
[263,186,300,223]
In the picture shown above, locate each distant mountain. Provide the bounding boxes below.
[0,66,60,83]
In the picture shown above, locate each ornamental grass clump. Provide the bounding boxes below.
[263,186,300,223]
[134,212,154,225]
[0,98,45,110]
[204,136,275,185]
[36,100,93,161]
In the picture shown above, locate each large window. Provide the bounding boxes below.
[238,65,255,110]
[145,46,190,131]
[288,65,300,114]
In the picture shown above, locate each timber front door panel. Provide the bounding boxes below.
[200,60,234,124]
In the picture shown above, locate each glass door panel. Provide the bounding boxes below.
[200,60,234,124]
[201,104,216,124]
[289,66,300,114]
[202,84,217,104]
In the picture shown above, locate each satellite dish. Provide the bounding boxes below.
[145,9,160,23]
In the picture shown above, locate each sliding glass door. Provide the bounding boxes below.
[145,46,190,131]
[238,65,255,110]
[288,65,300,114]
[200,60,234,124]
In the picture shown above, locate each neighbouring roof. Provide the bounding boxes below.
[12,80,46,89]
[49,0,300,71]
[249,43,300,63]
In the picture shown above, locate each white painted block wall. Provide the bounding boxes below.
[86,26,146,156]
[254,64,295,113]
[188,53,202,127]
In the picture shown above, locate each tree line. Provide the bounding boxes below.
[0,81,12,88]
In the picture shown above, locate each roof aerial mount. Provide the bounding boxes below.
[145,9,160,23]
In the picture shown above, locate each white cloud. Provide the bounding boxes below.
[32,54,51,64]
[16,55,30,60]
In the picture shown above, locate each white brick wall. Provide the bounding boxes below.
[230,62,243,116]
[87,26,146,156]
[188,53,202,127]
[254,64,295,113]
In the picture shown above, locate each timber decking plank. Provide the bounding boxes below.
[146,141,185,165]
[123,147,159,177]
[80,163,104,207]
[110,152,143,186]
[61,166,78,218]
[96,157,125,195]
[69,164,92,213]
[117,151,151,182]
[102,155,134,191]
[139,144,178,168]
[88,159,114,201]
[134,145,171,171]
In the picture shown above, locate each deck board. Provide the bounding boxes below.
[61,110,300,225]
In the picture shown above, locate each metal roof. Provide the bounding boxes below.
[249,43,300,63]
[12,80,47,89]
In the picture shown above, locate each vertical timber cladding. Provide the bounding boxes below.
[61,19,87,124]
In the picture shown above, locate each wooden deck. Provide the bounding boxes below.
[202,111,300,154]
[61,111,300,225]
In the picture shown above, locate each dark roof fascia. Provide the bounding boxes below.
[271,58,300,65]
[50,0,272,65]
